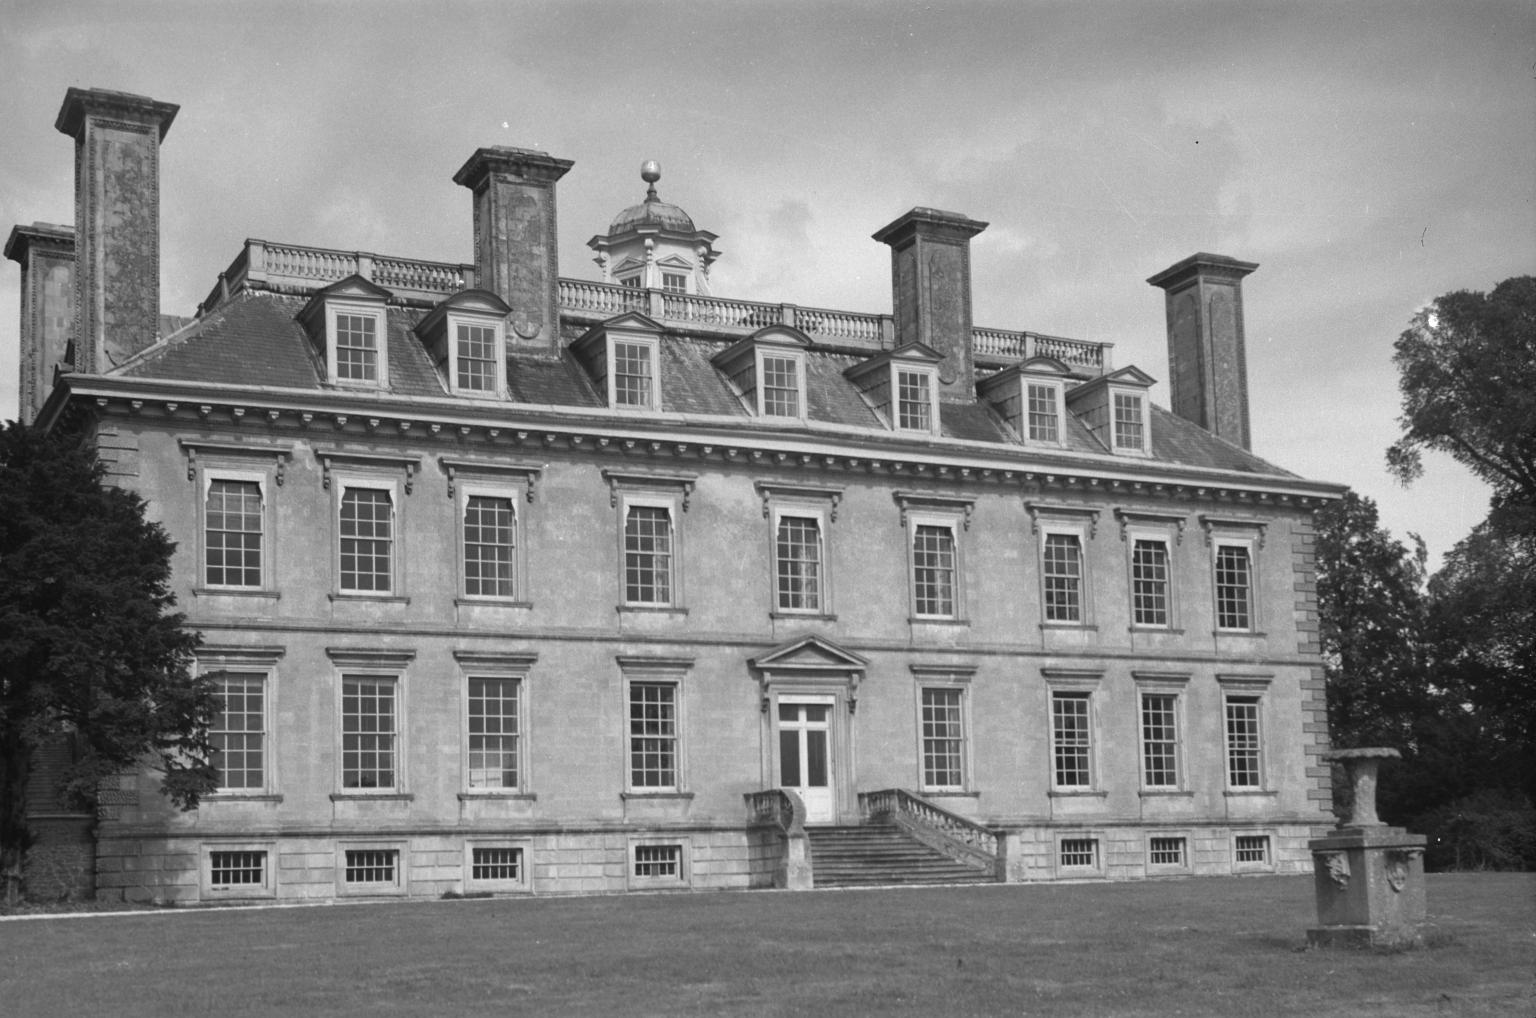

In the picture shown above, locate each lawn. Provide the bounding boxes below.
[1,873,1531,1017]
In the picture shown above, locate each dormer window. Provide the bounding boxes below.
[414,289,511,399]
[573,313,665,412]
[1028,383,1063,443]
[1065,366,1156,457]
[845,343,944,436]
[712,326,811,420]
[896,368,935,432]
[334,310,382,384]
[297,275,394,390]
[978,357,1070,448]
[1113,391,1147,452]
[612,338,658,408]
[760,352,803,417]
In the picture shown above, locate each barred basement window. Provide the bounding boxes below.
[209,850,266,889]
[1060,838,1098,868]
[1235,835,1270,864]
[471,846,522,882]
[344,848,397,885]
[1042,533,1083,622]
[633,843,682,878]
[1214,544,1253,630]
[1131,539,1170,626]
[1149,837,1186,867]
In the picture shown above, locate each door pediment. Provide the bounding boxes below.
[750,636,867,712]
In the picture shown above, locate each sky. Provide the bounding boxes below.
[2,0,1532,570]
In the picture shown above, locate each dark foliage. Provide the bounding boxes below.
[0,419,217,903]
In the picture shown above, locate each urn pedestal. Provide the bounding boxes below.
[1307,748,1426,948]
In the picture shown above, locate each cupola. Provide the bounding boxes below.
[588,162,720,296]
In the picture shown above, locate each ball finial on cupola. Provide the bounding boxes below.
[641,160,661,200]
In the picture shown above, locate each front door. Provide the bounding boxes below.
[778,698,835,823]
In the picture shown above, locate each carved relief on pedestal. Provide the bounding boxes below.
[1321,850,1350,889]
[1384,849,1417,893]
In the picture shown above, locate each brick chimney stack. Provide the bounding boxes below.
[453,147,574,355]
[1147,253,1259,450]
[55,88,179,374]
[873,207,988,400]
[4,223,75,424]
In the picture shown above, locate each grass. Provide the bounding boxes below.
[1,873,1531,1016]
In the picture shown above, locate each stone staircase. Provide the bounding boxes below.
[806,823,997,887]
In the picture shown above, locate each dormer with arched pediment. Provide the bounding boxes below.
[588,162,720,296]
[712,326,813,420]
[571,311,666,411]
[844,342,944,436]
[1067,364,1157,456]
[977,355,1074,448]
[413,288,512,399]
[296,274,393,389]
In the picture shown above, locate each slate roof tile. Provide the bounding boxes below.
[111,291,1296,480]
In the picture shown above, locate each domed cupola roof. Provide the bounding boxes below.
[609,162,696,233]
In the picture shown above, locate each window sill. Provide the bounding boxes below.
[329,593,411,605]
[621,791,694,801]
[458,791,537,801]
[1048,789,1107,798]
[1129,626,1185,635]
[1214,630,1267,638]
[456,598,533,609]
[1224,789,1276,798]
[330,792,414,802]
[1139,789,1194,798]
[617,605,689,617]
[1040,622,1096,631]
[194,588,280,600]
[921,790,979,801]
[770,610,837,621]
[909,616,970,627]
[204,793,284,803]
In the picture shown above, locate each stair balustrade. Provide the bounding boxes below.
[743,788,812,890]
[859,788,1000,878]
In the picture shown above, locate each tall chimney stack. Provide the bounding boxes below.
[4,223,75,424]
[453,147,574,355]
[873,207,988,400]
[1147,253,1259,450]
[54,88,179,374]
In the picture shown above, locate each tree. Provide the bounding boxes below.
[1386,275,1536,537]
[1313,490,1429,751]
[0,420,218,905]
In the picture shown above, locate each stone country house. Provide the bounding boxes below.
[7,88,1342,903]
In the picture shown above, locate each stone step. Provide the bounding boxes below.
[806,824,995,888]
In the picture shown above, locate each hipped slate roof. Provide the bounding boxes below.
[118,289,1294,478]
